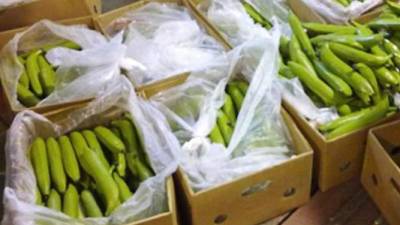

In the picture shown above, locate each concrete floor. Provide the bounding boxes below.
[102,0,136,12]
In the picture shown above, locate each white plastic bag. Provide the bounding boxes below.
[302,0,383,24]
[2,76,178,225]
[0,0,35,11]
[279,77,339,128]
[0,20,126,111]
[146,23,293,191]
[200,0,291,46]
[104,2,226,86]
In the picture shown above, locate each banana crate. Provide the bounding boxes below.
[361,120,400,225]
[3,76,179,225]
[174,108,313,225]
[281,0,400,192]
[0,15,106,125]
[139,72,313,225]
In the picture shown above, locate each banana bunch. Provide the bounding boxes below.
[17,40,80,107]
[209,81,249,146]
[30,115,154,218]
[278,10,400,139]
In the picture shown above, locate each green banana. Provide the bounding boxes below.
[46,137,67,193]
[81,190,103,217]
[222,94,237,126]
[38,55,56,96]
[209,124,226,146]
[47,189,62,211]
[217,110,234,145]
[58,136,80,182]
[17,84,40,107]
[94,126,125,153]
[63,184,79,218]
[70,131,90,157]
[128,157,154,181]
[31,137,50,196]
[115,153,126,177]
[35,186,43,205]
[113,172,133,202]
[80,148,120,216]
[26,50,43,97]
[227,83,245,113]
[82,130,110,170]
[19,70,30,89]
[111,119,143,161]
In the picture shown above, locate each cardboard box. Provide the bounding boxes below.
[0,0,99,31]
[174,108,313,225]
[26,105,179,225]
[361,121,400,225]
[284,101,399,192]
[131,177,178,225]
[0,16,99,125]
[133,64,313,225]
[282,0,400,192]
[94,0,231,50]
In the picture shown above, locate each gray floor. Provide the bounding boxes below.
[102,0,137,12]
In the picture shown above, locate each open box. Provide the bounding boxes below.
[284,101,400,192]
[0,16,102,125]
[0,0,100,32]
[282,1,400,192]
[361,120,400,225]
[17,84,181,225]
[174,108,313,225]
[94,0,231,52]
[134,65,313,225]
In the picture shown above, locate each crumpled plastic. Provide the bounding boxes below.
[0,20,128,111]
[199,0,291,46]
[104,2,226,86]
[279,77,339,128]
[145,22,294,191]
[2,76,178,225]
[301,0,383,24]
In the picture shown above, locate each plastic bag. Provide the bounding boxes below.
[104,2,226,86]
[279,77,339,128]
[301,0,383,24]
[146,23,293,191]
[0,0,35,11]
[2,76,178,225]
[200,0,291,46]
[0,20,127,111]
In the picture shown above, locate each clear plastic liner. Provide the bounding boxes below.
[199,0,291,46]
[145,23,294,191]
[104,2,226,86]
